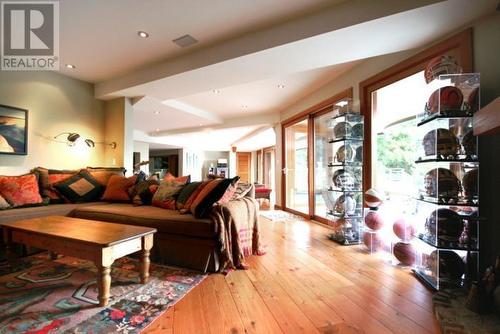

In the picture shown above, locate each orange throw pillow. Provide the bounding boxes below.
[164,172,190,184]
[101,174,137,202]
[0,173,43,207]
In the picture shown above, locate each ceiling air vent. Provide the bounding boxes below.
[172,34,198,48]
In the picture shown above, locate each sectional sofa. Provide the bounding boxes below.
[0,168,258,273]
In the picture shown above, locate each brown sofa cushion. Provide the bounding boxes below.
[71,203,216,238]
[0,202,108,224]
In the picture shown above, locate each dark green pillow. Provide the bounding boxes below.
[176,182,201,210]
[53,171,104,203]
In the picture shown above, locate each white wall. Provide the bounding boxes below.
[0,71,104,175]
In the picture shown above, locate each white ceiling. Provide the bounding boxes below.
[55,0,497,151]
[179,62,358,118]
[58,0,344,83]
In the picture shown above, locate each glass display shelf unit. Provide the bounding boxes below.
[414,200,479,251]
[417,73,480,126]
[328,165,363,192]
[415,161,478,206]
[331,98,355,117]
[413,72,480,291]
[325,109,364,246]
[412,238,478,290]
[415,116,477,163]
[328,216,363,245]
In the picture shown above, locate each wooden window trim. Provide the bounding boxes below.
[281,88,353,220]
[359,28,472,192]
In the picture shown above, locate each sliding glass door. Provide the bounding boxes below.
[284,118,309,215]
[282,90,353,223]
[313,111,333,219]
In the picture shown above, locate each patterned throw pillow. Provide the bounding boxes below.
[0,194,10,210]
[0,173,44,208]
[152,175,190,210]
[190,177,239,218]
[176,182,201,210]
[53,170,104,203]
[86,167,126,187]
[34,167,79,203]
[218,180,240,204]
[101,174,138,202]
[130,179,160,206]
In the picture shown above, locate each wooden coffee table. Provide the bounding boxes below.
[1,216,156,306]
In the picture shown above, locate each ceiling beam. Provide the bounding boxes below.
[161,99,222,123]
[231,125,274,147]
[95,0,442,100]
[150,112,280,136]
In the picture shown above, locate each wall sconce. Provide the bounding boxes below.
[54,132,80,146]
[54,132,117,149]
[84,139,117,149]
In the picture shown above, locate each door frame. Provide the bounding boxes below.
[281,88,353,220]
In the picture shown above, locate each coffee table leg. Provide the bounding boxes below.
[97,265,111,306]
[3,228,15,262]
[48,251,58,260]
[140,234,154,284]
[96,248,114,307]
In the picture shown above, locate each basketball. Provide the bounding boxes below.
[363,232,382,252]
[424,168,461,198]
[365,210,384,230]
[424,55,462,84]
[365,188,383,208]
[393,218,416,241]
[336,144,354,163]
[333,122,352,139]
[393,242,416,266]
[463,168,478,198]
[426,86,463,114]
[422,128,459,156]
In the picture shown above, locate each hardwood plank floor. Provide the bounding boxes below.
[145,215,437,334]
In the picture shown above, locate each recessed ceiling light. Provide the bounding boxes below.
[65,64,75,69]
[138,31,149,38]
[153,111,160,115]
[212,89,220,94]
[155,128,160,132]
[199,123,203,127]
[277,84,285,89]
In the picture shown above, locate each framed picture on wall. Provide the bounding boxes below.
[0,104,28,155]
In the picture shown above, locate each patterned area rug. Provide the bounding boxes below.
[0,253,206,333]
[259,210,304,222]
